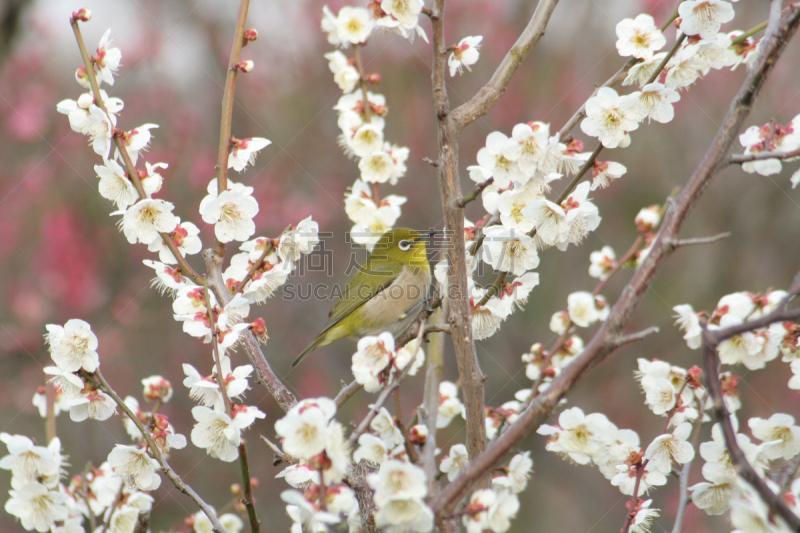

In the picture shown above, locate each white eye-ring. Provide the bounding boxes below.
[398,240,411,251]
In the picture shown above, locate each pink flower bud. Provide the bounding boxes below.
[71,8,91,22]
[366,73,381,84]
[243,28,258,44]
[235,60,254,73]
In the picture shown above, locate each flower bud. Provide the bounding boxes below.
[366,73,381,84]
[251,317,269,344]
[235,60,254,73]
[408,424,428,445]
[243,28,258,44]
[142,375,173,402]
[75,66,91,89]
[635,205,661,233]
[72,8,91,22]
[77,93,94,109]
[230,483,242,496]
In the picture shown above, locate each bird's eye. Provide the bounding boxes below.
[398,240,411,251]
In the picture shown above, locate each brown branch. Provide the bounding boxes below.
[204,284,260,533]
[69,18,203,286]
[214,0,251,257]
[420,308,445,496]
[334,379,363,408]
[203,250,297,412]
[703,330,800,530]
[91,371,228,533]
[350,460,381,533]
[451,0,561,130]
[670,232,731,249]
[430,5,800,518]
[457,177,494,208]
[728,147,800,164]
[232,241,274,297]
[431,0,488,481]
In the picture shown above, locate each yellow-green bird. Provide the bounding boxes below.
[292,228,434,367]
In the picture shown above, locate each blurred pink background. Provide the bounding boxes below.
[1,0,799,531]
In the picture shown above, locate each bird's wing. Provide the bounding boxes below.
[319,261,403,335]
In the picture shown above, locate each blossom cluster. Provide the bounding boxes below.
[322,3,421,250]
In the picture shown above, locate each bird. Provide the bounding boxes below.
[292,227,434,367]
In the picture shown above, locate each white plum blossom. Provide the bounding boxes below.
[325,50,359,93]
[4,482,69,532]
[370,407,403,448]
[201,188,259,243]
[476,131,523,188]
[635,205,661,233]
[227,137,271,172]
[107,445,161,491]
[590,160,627,190]
[437,381,466,428]
[173,286,215,341]
[0,434,59,488]
[353,434,388,465]
[463,489,519,533]
[347,123,385,158]
[449,36,483,76]
[644,422,695,474]
[95,159,138,210]
[368,459,428,507]
[352,332,395,393]
[664,45,705,90]
[623,52,667,88]
[191,405,265,462]
[143,259,194,295]
[274,397,337,459]
[93,29,122,86]
[122,199,179,245]
[439,444,469,482]
[558,181,601,249]
[276,463,317,488]
[115,124,158,165]
[147,220,202,264]
[480,225,540,276]
[748,413,800,461]
[69,390,116,422]
[589,246,616,280]
[536,407,615,465]
[627,83,680,124]
[673,304,703,349]
[44,319,99,373]
[277,216,320,263]
[689,472,741,515]
[611,461,667,496]
[630,500,660,533]
[282,490,342,532]
[377,0,428,43]
[358,150,397,184]
[679,0,735,40]
[335,6,374,45]
[580,87,640,149]
[497,186,539,233]
[615,14,666,60]
[493,452,533,494]
[567,291,600,328]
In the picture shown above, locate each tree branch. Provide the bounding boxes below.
[728,147,800,164]
[203,249,297,412]
[430,5,800,517]
[431,0,488,482]
[214,0,251,258]
[451,0,561,130]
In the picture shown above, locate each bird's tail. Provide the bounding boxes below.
[292,335,326,367]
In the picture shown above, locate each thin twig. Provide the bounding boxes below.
[69,17,203,286]
[451,0,561,130]
[334,379,363,408]
[728,147,800,164]
[670,232,731,249]
[457,177,493,208]
[91,371,229,533]
[214,0,251,257]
